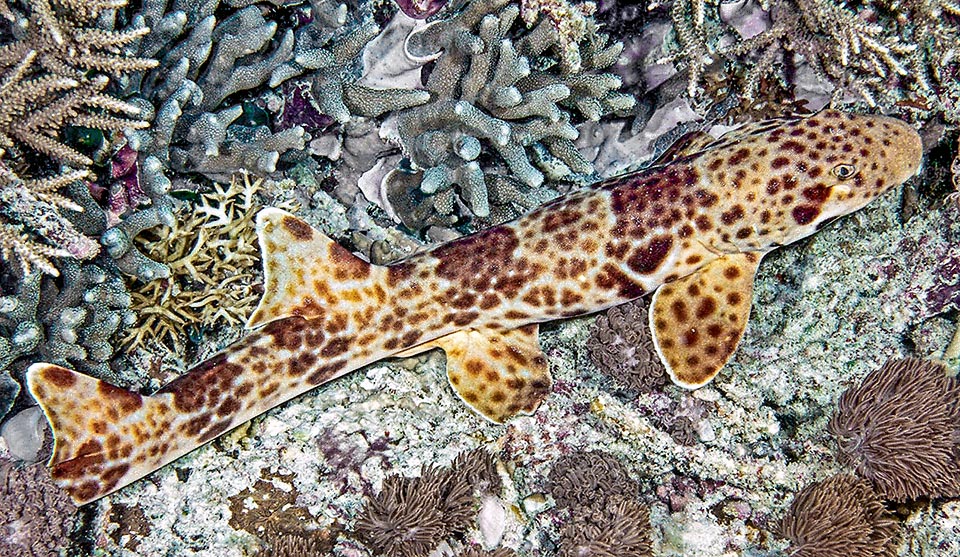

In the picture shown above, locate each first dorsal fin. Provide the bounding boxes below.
[407,325,553,423]
[247,208,381,329]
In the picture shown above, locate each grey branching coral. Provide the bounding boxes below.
[388,0,635,228]
[0,0,156,276]
[128,0,426,182]
[587,297,667,393]
[779,474,900,557]
[559,495,653,557]
[0,458,78,557]
[1,260,135,382]
[827,357,960,502]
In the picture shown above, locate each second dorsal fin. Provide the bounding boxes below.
[247,208,381,329]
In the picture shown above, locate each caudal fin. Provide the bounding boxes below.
[246,208,387,328]
[26,364,172,504]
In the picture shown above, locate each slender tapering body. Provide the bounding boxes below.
[27,110,922,504]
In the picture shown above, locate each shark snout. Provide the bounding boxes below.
[876,116,923,185]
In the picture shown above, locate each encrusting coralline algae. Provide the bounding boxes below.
[0,0,959,556]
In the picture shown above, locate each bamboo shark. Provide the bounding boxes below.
[26,110,922,504]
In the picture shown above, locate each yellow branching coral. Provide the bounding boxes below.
[124,173,293,352]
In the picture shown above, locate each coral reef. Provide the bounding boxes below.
[725,0,918,107]
[125,172,284,353]
[0,260,135,386]
[0,456,78,557]
[128,0,426,182]
[547,449,640,508]
[559,495,653,557]
[828,357,960,501]
[226,470,339,556]
[353,449,501,557]
[0,0,156,276]
[353,465,475,556]
[547,450,652,556]
[586,297,667,393]
[778,474,900,557]
[386,0,634,228]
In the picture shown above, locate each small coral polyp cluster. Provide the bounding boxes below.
[387,0,634,227]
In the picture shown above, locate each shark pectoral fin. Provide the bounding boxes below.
[433,325,552,423]
[649,252,763,389]
[247,208,384,329]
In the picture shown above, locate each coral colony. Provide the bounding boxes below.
[0,0,959,556]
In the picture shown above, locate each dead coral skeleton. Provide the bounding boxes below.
[828,357,960,502]
[778,474,900,557]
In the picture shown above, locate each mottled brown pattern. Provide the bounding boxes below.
[25,110,923,505]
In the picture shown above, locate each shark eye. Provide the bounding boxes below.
[832,164,857,180]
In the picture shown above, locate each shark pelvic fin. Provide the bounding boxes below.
[428,325,552,423]
[247,208,383,329]
[649,252,762,388]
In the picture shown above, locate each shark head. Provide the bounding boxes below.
[697,110,923,252]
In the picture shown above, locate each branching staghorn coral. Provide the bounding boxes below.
[724,0,919,107]
[0,0,156,276]
[387,0,634,228]
[125,173,285,353]
[658,0,724,98]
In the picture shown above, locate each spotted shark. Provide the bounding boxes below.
[26,110,922,504]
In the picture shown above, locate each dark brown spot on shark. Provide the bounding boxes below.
[696,297,717,319]
[282,216,313,240]
[720,205,745,225]
[627,235,673,274]
[793,205,821,225]
[728,148,751,165]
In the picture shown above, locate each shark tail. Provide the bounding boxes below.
[26,363,176,505]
